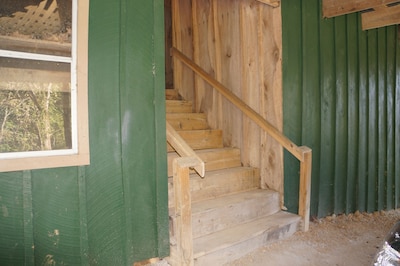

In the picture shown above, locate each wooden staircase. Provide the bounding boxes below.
[166,90,301,265]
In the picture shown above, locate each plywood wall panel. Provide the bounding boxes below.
[172,0,195,102]
[175,0,284,191]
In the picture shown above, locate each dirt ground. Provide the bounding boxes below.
[228,209,400,266]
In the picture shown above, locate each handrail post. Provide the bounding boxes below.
[298,146,312,232]
[172,157,197,266]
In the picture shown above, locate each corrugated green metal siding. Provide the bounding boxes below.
[282,0,400,218]
[0,0,168,265]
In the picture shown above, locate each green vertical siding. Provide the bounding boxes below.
[282,0,400,217]
[0,0,168,265]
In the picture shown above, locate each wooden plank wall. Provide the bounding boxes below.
[172,0,283,194]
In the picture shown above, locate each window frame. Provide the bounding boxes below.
[0,0,90,172]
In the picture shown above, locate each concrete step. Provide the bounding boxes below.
[192,211,300,265]
[168,167,260,208]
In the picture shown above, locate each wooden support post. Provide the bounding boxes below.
[298,146,312,232]
[173,157,197,266]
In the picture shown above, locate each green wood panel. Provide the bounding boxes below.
[345,14,359,213]
[122,0,168,262]
[282,0,302,212]
[0,0,168,265]
[334,15,348,214]
[282,0,400,217]
[396,34,400,208]
[357,16,369,212]
[301,0,322,216]
[0,173,25,265]
[386,26,396,210]
[86,0,127,264]
[31,168,81,265]
[318,9,336,217]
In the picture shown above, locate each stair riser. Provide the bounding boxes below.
[168,167,260,208]
[190,191,281,238]
[167,130,223,151]
[167,148,242,177]
[166,100,193,113]
[193,221,299,265]
[167,113,208,130]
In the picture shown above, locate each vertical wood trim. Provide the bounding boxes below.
[240,0,261,168]
[172,0,183,98]
[395,27,400,208]
[386,26,396,210]
[298,147,312,231]
[172,0,194,102]
[78,166,89,265]
[258,3,284,198]
[153,0,170,257]
[212,0,223,131]
[192,0,200,112]
[173,158,194,266]
[23,170,34,265]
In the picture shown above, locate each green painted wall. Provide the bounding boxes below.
[282,0,400,218]
[0,0,169,265]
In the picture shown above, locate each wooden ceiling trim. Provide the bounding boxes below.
[323,0,400,18]
[256,0,280,8]
[361,4,400,30]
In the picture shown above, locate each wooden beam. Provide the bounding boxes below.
[256,0,280,8]
[362,4,400,30]
[172,157,196,266]
[322,0,400,18]
[0,67,70,87]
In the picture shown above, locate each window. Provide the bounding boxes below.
[0,0,89,172]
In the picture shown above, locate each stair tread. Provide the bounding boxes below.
[193,211,301,258]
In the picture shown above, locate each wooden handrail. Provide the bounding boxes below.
[166,121,205,177]
[171,47,311,232]
[171,47,303,161]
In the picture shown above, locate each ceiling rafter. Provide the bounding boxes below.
[322,0,400,30]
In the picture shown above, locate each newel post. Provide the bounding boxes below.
[298,146,312,232]
[172,157,196,266]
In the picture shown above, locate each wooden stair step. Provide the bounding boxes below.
[190,189,280,238]
[166,100,193,113]
[192,211,301,265]
[167,129,223,151]
[168,166,260,208]
[167,148,242,177]
[167,113,209,130]
[165,89,182,100]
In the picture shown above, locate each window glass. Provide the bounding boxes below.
[0,0,89,171]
